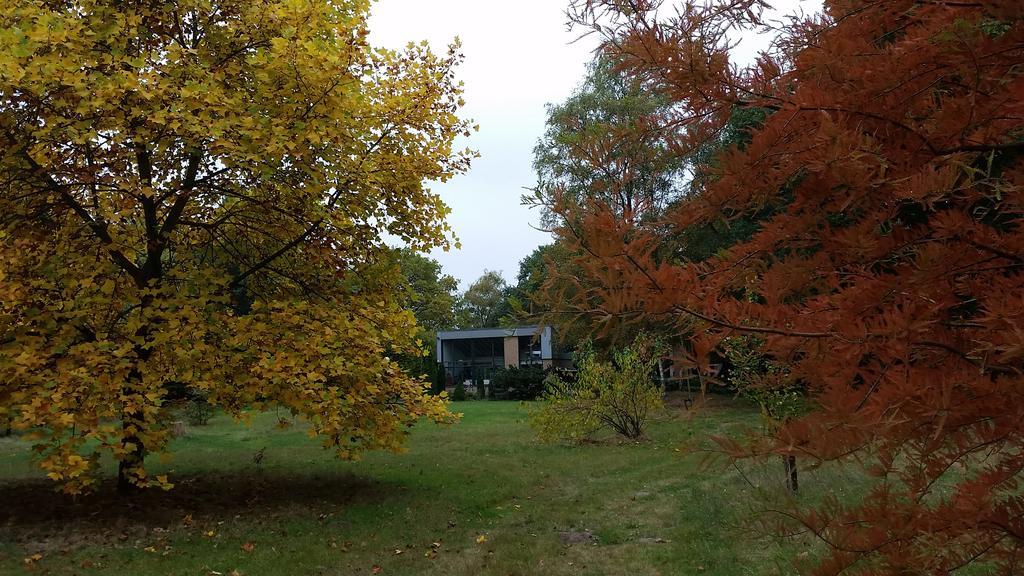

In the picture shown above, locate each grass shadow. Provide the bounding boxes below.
[0,470,406,548]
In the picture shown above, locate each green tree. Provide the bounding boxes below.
[502,243,558,321]
[659,106,775,264]
[527,54,686,229]
[0,0,470,493]
[454,270,509,329]
[523,54,693,348]
[392,248,458,385]
[394,248,459,334]
[721,335,805,492]
[503,242,586,339]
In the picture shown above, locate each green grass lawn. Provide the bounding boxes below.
[0,398,866,576]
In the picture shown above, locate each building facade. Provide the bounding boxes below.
[435,325,557,386]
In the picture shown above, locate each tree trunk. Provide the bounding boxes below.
[117,451,143,493]
[117,354,149,494]
[117,411,147,494]
[784,454,798,493]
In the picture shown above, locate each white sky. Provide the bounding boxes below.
[369,0,821,289]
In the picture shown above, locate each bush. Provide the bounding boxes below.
[489,365,549,401]
[530,335,665,442]
[721,335,805,493]
[184,397,214,426]
[432,363,446,396]
[721,336,805,425]
[451,381,467,402]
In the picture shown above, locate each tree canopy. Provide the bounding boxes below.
[0,0,470,493]
[563,0,1024,573]
[527,54,686,230]
[454,270,509,329]
[392,248,458,384]
[394,248,459,335]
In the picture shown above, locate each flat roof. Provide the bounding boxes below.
[436,326,547,340]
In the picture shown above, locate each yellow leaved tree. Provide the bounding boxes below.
[0,0,471,493]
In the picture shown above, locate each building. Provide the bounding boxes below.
[436,325,559,386]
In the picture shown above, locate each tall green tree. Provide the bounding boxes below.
[523,54,694,348]
[503,242,582,330]
[454,270,509,329]
[392,248,458,383]
[503,244,557,321]
[394,248,459,335]
[527,54,687,229]
[659,106,774,264]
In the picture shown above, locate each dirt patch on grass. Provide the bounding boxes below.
[558,529,596,545]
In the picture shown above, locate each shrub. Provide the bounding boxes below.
[184,397,214,426]
[722,335,805,492]
[531,335,664,442]
[432,363,446,396]
[489,365,549,400]
[451,381,467,402]
[721,336,805,426]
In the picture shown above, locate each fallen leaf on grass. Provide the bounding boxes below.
[241,542,255,553]
[371,566,382,574]
[475,535,487,544]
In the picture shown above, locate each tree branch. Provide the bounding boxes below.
[19,148,143,282]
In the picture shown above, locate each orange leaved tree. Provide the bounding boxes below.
[557,0,1024,573]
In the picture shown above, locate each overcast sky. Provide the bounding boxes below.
[369,1,821,289]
